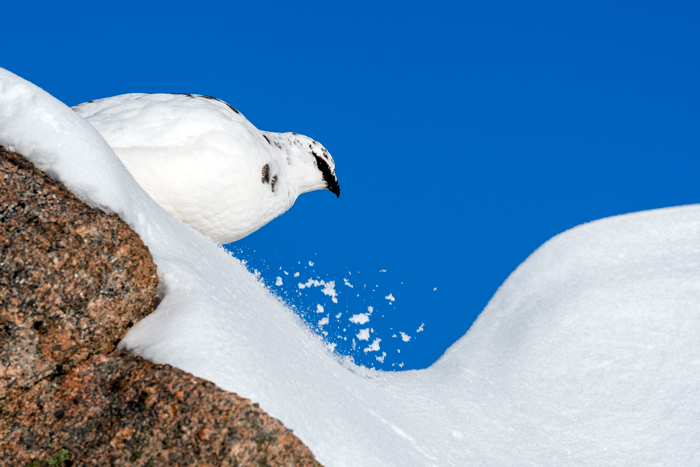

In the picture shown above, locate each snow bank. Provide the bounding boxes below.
[3,67,700,466]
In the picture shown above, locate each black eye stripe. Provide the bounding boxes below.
[312,152,329,169]
[312,151,340,197]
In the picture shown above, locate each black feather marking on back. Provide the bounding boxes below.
[198,95,240,114]
[261,164,270,184]
[165,93,241,114]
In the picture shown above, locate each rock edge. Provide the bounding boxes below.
[0,146,320,466]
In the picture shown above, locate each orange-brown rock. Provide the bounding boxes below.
[0,147,320,466]
[0,145,159,401]
[1,354,319,466]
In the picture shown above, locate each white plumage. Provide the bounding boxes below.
[73,93,339,244]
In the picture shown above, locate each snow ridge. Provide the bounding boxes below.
[3,67,700,466]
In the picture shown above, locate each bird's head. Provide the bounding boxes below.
[263,131,340,199]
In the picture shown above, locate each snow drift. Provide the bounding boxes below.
[2,67,699,466]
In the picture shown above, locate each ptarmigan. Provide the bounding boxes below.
[73,93,340,244]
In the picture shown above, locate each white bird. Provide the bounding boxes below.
[73,93,340,244]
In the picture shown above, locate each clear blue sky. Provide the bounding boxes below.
[4,1,699,370]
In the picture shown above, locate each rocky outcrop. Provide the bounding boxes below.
[0,145,159,401]
[0,147,320,466]
[2,354,319,466]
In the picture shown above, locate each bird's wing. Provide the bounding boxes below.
[73,93,258,151]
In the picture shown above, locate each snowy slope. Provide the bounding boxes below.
[2,67,699,466]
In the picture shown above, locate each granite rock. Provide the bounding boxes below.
[0,145,159,401]
[0,147,320,466]
[1,354,320,466]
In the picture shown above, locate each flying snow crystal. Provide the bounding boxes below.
[316,304,324,313]
[275,276,283,286]
[385,293,395,302]
[433,287,437,291]
[376,352,387,363]
[323,281,338,303]
[356,329,371,341]
[379,269,386,272]
[363,338,381,353]
[73,93,340,244]
[309,261,314,266]
[349,313,370,324]
[231,249,407,368]
[297,278,339,303]
[299,278,322,289]
[318,315,329,329]
[343,278,354,288]
[416,323,424,333]
[400,332,411,342]
[350,303,374,325]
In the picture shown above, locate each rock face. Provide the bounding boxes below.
[3,355,320,466]
[0,146,159,400]
[0,147,320,466]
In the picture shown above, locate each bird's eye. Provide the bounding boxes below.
[312,152,328,169]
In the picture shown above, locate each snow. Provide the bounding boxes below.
[385,293,395,302]
[400,332,411,342]
[275,276,283,286]
[349,313,370,324]
[350,305,374,325]
[4,67,700,466]
[317,315,329,329]
[356,329,371,341]
[298,277,338,303]
[322,281,338,303]
[363,338,382,353]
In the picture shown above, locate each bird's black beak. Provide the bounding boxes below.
[327,176,340,198]
[313,153,340,198]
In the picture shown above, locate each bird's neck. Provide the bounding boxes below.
[263,132,327,199]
